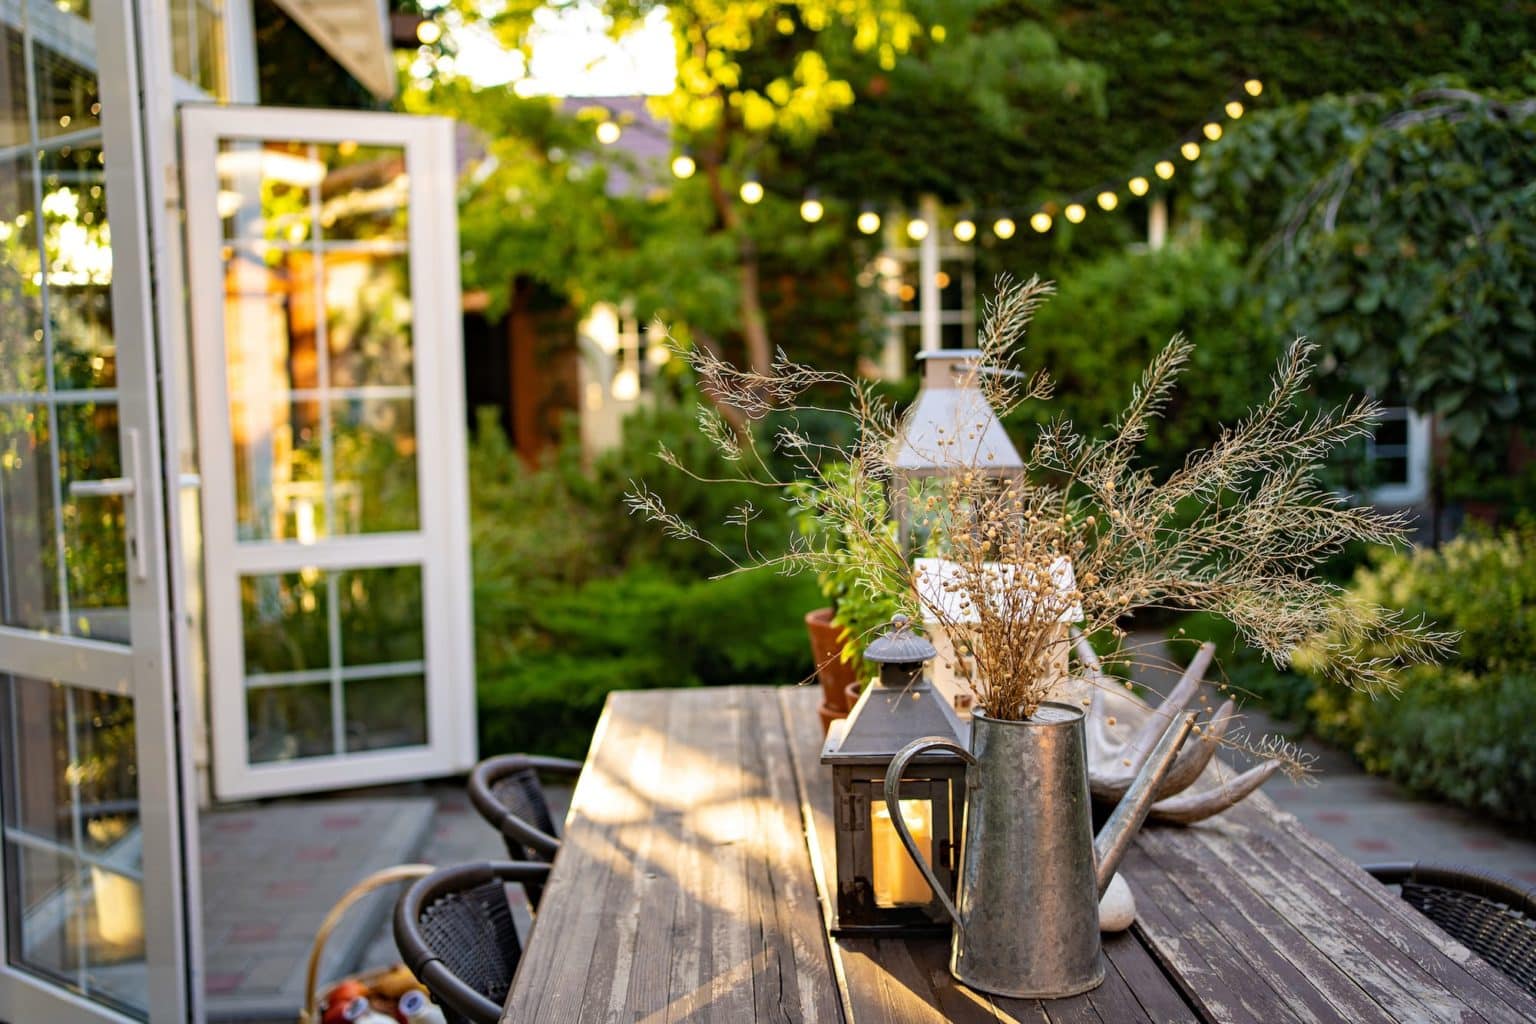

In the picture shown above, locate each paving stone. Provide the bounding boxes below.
[200,796,435,1023]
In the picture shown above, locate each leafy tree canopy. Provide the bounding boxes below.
[1192,76,1536,471]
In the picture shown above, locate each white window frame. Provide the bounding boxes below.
[1367,407,1430,507]
[181,105,477,800]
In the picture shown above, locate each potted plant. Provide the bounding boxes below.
[796,466,905,732]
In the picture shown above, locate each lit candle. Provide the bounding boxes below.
[872,799,934,906]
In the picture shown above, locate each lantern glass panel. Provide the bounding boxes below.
[873,798,934,907]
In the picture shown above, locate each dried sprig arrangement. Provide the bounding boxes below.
[627,276,1453,725]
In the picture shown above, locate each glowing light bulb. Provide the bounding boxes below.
[1128,176,1149,197]
[416,20,441,44]
[1154,160,1176,180]
[671,154,696,179]
[1029,212,1052,233]
[1096,191,1118,211]
[1203,122,1223,141]
[907,218,930,241]
[1180,141,1201,161]
[993,217,1016,239]
[1244,79,1263,97]
[953,219,976,242]
[857,210,881,234]
[595,121,621,145]
[1064,203,1086,224]
[1225,100,1245,119]
[740,179,764,204]
[800,197,824,222]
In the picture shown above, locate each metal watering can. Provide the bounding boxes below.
[884,702,1194,999]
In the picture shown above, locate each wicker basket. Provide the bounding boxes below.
[298,863,435,1024]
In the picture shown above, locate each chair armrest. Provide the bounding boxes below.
[468,755,580,859]
[394,861,553,1024]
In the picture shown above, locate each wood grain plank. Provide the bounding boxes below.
[779,687,898,1024]
[577,693,679,1024]
[504,691,672,1022]
[1123,843,1305,1024]
[1179,811,1476,1024]
[1100,932,1199,1024]
[745,688,844,1023]
[1275,804,1536,1021]
[1135,823,1398,1024]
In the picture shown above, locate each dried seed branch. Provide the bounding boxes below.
[631,275,1454,724]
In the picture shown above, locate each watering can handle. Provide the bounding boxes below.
[883,736,976,932]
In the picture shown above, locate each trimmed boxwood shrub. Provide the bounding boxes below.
[1184,525,1536,830]
[1295,526,1536,828]
[468,405,822,758]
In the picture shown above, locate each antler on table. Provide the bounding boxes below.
[1072,630,1281,825]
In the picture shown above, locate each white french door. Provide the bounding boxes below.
[181,106,476,800]
[0,0,193,1019]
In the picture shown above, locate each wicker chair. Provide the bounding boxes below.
[1366,862,1536,997]
[467,754,580,906]
[393,860,551,1024]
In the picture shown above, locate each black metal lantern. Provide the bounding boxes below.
[820,615,968,934]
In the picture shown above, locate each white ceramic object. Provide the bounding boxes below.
[1098,872,1136,932]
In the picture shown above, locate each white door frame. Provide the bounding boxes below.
[181,106,476,800]
[0,0,193,1017]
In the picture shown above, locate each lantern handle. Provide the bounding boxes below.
[883,736,975,933]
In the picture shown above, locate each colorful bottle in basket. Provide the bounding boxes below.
[397,989,448,1024]
[338,996,394,1023]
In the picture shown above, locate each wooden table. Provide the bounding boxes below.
[503,686,1536,1022]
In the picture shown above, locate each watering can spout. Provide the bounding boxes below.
[1092,712,1196,898]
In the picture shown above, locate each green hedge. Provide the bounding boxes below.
[469,405,822,758]
[1297,526,1536,828]
[1184,526,1536,829]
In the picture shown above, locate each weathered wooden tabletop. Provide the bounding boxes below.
[503,686,1536,1023]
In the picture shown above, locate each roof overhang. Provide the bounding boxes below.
[272,0,396,100]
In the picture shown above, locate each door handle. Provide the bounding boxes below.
[66,427,148,582]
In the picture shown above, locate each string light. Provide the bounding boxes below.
[740,178,764,204]
[671,153,696,179]
[595,120,621,145]
[783,81,1262,241]
[416,20,441,44]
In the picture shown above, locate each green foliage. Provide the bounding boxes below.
[1002,240,1280,474]
[475,568,821,758]
[791,463,905,676]
[468,405,820,755]
[1290,527,1536,827]
[1194,81,1536,473]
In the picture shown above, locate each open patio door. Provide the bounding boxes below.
[0,0,193,1019]
[181,106,476,800]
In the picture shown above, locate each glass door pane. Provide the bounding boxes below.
[184,107,474,800]
[0,0,189,1020]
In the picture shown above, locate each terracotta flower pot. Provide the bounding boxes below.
[805,607,859,717]
[844,680,864,710]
